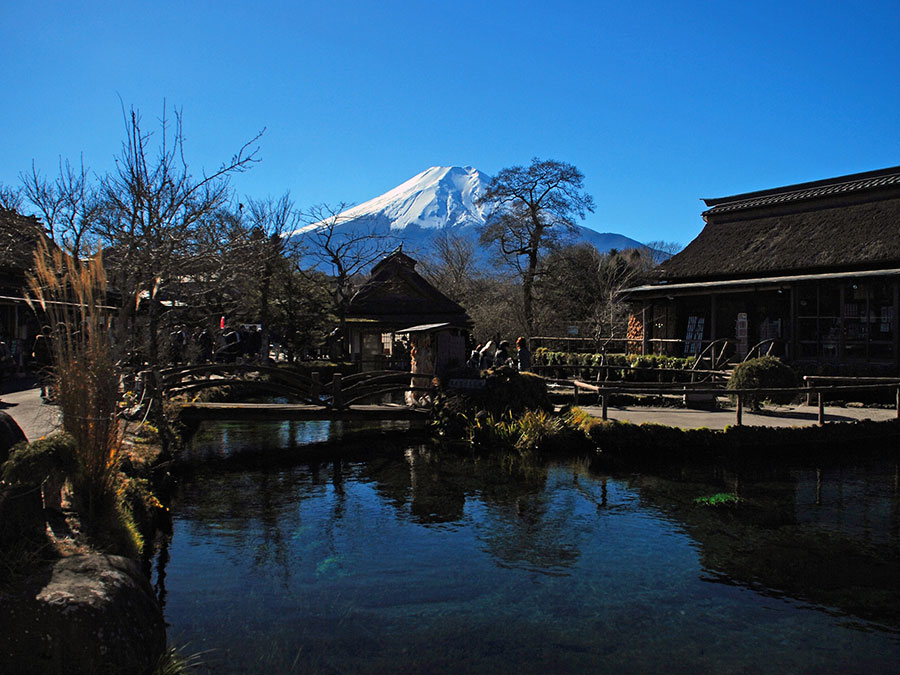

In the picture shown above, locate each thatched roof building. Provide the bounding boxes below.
[660,167,900,281]
[344,248,472,371]
[623,167,900,373]
[0,209,54,362]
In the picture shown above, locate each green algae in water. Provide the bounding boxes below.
[315,554,346,577]
[694,492,742,507]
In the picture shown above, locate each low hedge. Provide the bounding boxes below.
[531,349,697,382]
[567,409,900,466]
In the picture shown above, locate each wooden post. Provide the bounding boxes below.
[573,383,579,405]
[311,371,320,402]
[601,393,608,421]
[818,391,825,426]
[332,373,342,408]
[736,391,742,426]
[804,376,812,406]
[896,386,899,420]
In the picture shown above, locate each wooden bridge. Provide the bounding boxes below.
[160,363,433,422]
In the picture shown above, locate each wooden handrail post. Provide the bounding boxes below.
[896,386,899,420]
[818,391,824,426]
[311,371,320,402]
[804,376,812,406]
[332,373,342,408]
[601,393,608,421]
[573,383,579,405]
[736,392,742,426]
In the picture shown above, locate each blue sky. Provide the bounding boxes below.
[2,0,899,246]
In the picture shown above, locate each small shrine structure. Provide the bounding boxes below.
[344,248,472,374]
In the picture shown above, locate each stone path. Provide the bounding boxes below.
[1,381,61,442]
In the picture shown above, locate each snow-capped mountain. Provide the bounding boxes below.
[289,165,649,265]
[335,165,490,231]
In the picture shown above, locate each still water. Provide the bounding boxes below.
[155,421,900,673]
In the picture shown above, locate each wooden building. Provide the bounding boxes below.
[0,209,50,368]
[345,248,472,372]
[623,166,900,373]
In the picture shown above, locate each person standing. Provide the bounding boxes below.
[31,326,54,400]
[516,336,531,372]
[494,340,511,368]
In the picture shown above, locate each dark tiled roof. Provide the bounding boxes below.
[702,166,900,216]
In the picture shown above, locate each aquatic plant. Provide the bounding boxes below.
[153,644,207,674]
[694,493,742,507]
[513,409,567,453]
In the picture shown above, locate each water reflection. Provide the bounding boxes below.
[621,460,900,629]
[157,423,900,672]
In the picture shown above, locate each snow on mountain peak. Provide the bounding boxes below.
[333,165,491,231]
[287,165,650,265]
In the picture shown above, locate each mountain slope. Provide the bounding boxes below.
[289,165,648,265]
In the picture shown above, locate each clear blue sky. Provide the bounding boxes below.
[2,0,899,246]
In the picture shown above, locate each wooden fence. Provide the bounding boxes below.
[562,379,900,427]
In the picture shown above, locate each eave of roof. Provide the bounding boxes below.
[621,266,900,299]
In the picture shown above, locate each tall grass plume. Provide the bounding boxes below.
[26,238,122,515]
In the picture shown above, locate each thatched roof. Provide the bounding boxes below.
[347,249,472,329]
[660,166,900,282]
[0,209,45,274]
[0,209,50,296]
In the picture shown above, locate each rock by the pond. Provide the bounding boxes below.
[0,553,166,674]
[0,409,27,464]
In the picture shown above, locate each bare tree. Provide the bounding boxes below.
[644,240,683,265]
[0,183,22,211]
[244,193,301,356]
[20,157,99,260]
[418,231,482,303]
[298,203,397,352]
[537,244,655,345]
[95,103,262,367]
[478,158,594,337]
[591,248,653,342]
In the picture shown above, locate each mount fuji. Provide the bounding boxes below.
[289,166,648,266]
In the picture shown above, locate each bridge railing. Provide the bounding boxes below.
[160,365,436,410]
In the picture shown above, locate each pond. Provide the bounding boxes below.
[154,421,900,673]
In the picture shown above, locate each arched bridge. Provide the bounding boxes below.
[160,363,431,411]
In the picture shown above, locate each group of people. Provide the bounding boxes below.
[468,336,531,372]
[168,324,265,365]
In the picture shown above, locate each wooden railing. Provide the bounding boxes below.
[558,378,900,427]
[160,365,432,410]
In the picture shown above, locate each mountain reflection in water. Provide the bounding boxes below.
[155,421,900,673]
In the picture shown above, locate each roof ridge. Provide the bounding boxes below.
[702,169,900,215]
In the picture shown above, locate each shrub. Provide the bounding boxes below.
[431,367,553,440]
[727,356,798,410]
[1,433,77,486]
